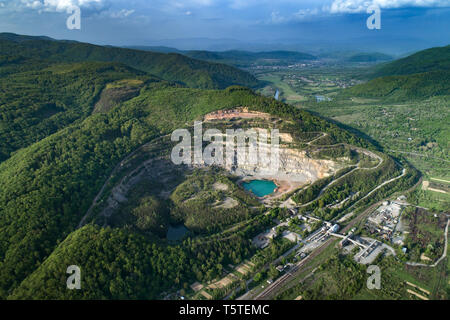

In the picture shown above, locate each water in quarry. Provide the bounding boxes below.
[167,224,189,241]
[243,180,277,197]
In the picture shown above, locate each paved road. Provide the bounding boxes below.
[297,149,384,209]
[338,168,407,223]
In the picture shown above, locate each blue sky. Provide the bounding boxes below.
[0,0,449,53]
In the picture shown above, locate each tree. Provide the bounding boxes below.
[268,266,278,279]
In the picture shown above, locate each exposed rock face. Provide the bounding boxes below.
[197,130,342,186]
[225,145,340,184]
[200,111,343,187]
[277,148,339,182]
[98,158,184,220]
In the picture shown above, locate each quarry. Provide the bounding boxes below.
[81,107,382,233]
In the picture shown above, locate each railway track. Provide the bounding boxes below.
[255,237,334,300]
[254,195,393,300]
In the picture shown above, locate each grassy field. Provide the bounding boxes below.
[306,96,449,177]
[255,64,362,105]
[402,207,447,262]
[410,186,450,212]
[276,245,449,300]
[258,73,308,103]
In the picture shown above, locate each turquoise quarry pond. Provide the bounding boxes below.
[243,180,277,197]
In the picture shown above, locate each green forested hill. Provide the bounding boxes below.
[372,45,450,77]
[8,225,191,299]
[0,33,259,89]
[0,67,368,298]
[343,45,450,100]
[343,70,450,100]
[0,59,150,162]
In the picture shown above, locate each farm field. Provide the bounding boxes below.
[306,97,449,178]
[255,64,364,104]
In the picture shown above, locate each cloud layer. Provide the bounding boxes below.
[1,0,448,49]
[7,0,450,15]
[328,0,450,13]
[20,0,104,12]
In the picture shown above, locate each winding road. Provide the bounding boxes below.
[77,135,169,228]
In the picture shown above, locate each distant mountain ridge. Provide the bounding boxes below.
[0,33,259,89]
[126,45,184,54]
[125,46,317,66]
[347,52,393,63]
[371,45,450,78]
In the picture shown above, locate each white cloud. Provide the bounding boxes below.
[266,0,450,24]
[109,9,134,18]
[7,0,137,19]
[19,0,104,12]
[294,8,319,18]
[328,0,450,13]
[167,0,214,9]
[6,0,450,20]
[270,11,287,24]
[270,7,321,24]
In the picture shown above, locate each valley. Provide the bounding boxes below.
[0,33,447,302]
[56,101,418,301]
